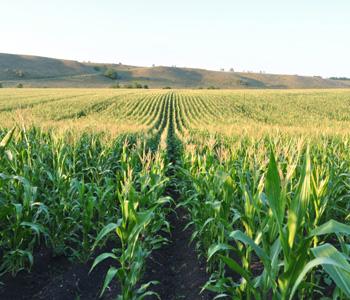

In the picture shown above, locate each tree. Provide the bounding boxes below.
[17,83,23,88]
[15,69,24,77]
[110,83,120,88]
[0,83,3,88]
[133,82,143,89]
[143,85,149,89]
[104,68,118,80]
[230,68,234,72]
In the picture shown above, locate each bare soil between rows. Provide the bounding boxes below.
[0,206,213,300]
[142,197,214,300]
[0,243,120,300]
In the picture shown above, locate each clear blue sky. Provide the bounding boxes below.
[1,0,350,77]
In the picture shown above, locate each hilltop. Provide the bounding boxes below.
[1,53,350,89]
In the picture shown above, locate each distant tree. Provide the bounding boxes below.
[330,77,350,80]
[110,83,120,88]
[220,68,225,72]
[207,86,219,90]
[0,83,3,88]
[104,68,118,80]
[143,84,149,89]
[238,80,248,86]
[17,83,23,88]
[15,69,24,77]
[163,86,172,89]
[230,68,234,72]
[152,64,155,67]
[134,82,143,89]
[93,66,101,71]
[124,84,133,89]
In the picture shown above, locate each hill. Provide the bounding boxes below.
[1,53,350,89]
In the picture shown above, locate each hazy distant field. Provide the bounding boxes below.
[1,88,350,299]
[1,88,350,135]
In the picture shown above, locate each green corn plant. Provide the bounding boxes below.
[206,145,350,299]
[90,149,171,300]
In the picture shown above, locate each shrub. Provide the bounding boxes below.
[104,68,118,80]
[15,69,24,77]
[0,83,3,88]
[110,83,120,89]
[163,86,172,89]
[93,66,101,72]
[143,85,149,89]
[134,82,143,89]
[16,83,23,88]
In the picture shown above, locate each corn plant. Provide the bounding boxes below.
[181,135,350,299]
[90,147,171,299]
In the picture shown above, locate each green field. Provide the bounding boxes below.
[1,89,350,299]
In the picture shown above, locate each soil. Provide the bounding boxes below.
[0,244,120,300]
[142,95,214,300]
[142,199,214,300]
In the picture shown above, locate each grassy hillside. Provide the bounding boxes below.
[1,53,350,89]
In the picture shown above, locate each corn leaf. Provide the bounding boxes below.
[311,244,350,297]
[309,219,350,237]
[265,150,283,226]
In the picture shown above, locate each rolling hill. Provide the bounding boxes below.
[1,53,349,89]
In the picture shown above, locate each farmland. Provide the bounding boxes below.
[1,88,350,299]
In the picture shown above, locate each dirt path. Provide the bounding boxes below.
[142,95,213,299]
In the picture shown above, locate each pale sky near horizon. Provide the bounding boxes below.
[1,0,350,77]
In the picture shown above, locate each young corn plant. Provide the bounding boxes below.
[0,128,48,277]
[90,148,171,300]
[207,146,350,299]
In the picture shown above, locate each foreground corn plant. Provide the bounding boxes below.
[90,146,171,299]
[0,128,169,292]
[181,134,350,299]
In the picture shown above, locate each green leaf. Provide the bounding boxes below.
[289,250,350,300]
[265,150,283,226]
[311,244,350,297]
[229,230,269,263]
[288,149,311,249]
[218,254,252,283]
[207,243,235,261]
[89,252,117,273]
[92,222,120,250]
[309,220,350,237]
[20,222,47,236]
[100,266,118,296]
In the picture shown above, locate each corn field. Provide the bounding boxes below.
[1,88,350,299]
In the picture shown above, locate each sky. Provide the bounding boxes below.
[1,0,350,77]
